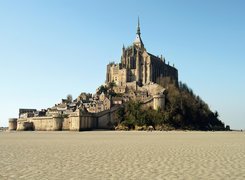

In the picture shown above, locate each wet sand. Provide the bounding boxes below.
[0,131,244,180]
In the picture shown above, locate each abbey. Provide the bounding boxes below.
[9,19,179,131]
[106,18,178,88]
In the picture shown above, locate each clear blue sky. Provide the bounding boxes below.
[0,0,244,129]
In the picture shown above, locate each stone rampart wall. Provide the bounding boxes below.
[17,116,61,131]
[62,117,71,130]
[80,113,97,130]
[96,105,121,129]
[14,106,123,131]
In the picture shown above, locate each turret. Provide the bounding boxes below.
[153,94,165,110]
[122,44,125,56]
[121,44,126,67]
[8,118,17,131]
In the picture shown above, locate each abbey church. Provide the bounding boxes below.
[106,18,178,89]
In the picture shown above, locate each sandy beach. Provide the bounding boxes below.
[0,131,244,180]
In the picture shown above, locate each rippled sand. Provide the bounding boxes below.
[0,131,244,180]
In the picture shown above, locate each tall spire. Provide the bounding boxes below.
[134,16,144,48]
[137,16,141,36]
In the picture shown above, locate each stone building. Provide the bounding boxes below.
[106,18,178,87]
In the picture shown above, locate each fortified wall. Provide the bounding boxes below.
[9,106,121,131]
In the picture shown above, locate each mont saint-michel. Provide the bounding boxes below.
[8,20,226,132]
[2,1,245,179]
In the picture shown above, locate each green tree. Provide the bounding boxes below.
[108,81,116,90]
[67,94,73,103]
[98,85,108,94]
[115,82,225,131]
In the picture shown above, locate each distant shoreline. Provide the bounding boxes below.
[1,128,243,133]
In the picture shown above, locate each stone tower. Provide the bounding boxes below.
[8,118,17,131]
